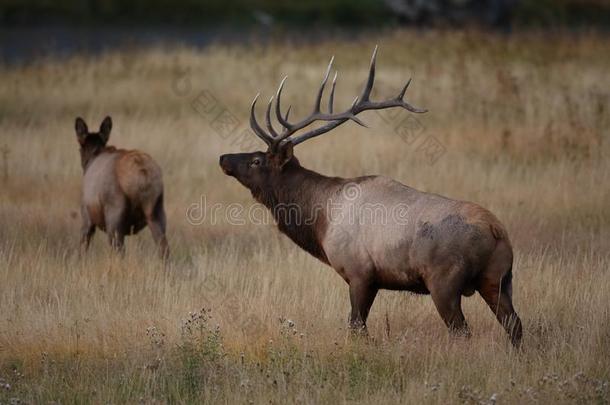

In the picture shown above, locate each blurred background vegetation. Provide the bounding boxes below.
[1,0,609,28]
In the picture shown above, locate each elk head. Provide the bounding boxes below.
[75,116,112,170]
[219,46,427,195]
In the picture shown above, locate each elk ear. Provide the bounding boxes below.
[273,142,294,169]
[99,116,112,144]
[75,117,88,145]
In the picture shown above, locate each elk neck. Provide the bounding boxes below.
[81,146,118,172]
[252,159,341,265]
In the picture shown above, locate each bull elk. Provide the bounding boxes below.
[75,116,169,260]
[219,48,522,347]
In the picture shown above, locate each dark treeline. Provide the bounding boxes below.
[1,0,608,28]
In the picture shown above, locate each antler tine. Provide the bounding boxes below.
[265,96,280,138]
[400,99,428,113]
[398,78,411,100]
[249,94,273,146]
[284,105,291,121]
[328,71,337,114]
[275,76,292,130]
[348,96,367,127]
[350,115,368,128]
[392,78,427,113]
[314,56,334,113]
[360,45,377,102]
[397,78,428,113]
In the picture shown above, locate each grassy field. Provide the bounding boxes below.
[0,30,609,404]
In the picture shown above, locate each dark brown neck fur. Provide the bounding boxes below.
[252,160,341,265]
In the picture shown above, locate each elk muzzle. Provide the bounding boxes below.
[219,154,237,176]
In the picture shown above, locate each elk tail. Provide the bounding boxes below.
[489,222,505,240]
[500,265,513,298]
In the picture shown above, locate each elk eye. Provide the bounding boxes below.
[250,158,261,167]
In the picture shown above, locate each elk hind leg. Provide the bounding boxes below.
[80,207,96,255]
[428,267,471,338]
[144,194,169,261]
[80,225,95,255]
[478,272,522,348]
[105,202,126,256]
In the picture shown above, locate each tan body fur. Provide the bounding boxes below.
[321,176,508,293]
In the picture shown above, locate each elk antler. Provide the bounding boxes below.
[250,46,427,149]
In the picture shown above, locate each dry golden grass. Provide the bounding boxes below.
[0,30,609,403]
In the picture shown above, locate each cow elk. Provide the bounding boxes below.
[75,116,169,260]
[219,48,522,347]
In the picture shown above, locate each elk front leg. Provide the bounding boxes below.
[347,279,378,335]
